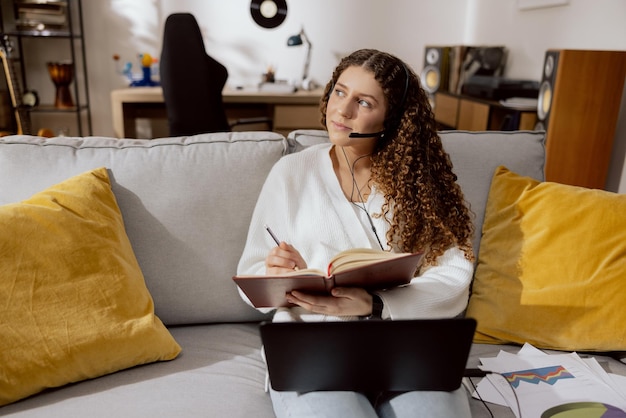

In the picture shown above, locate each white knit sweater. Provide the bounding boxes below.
[237,143,473,322]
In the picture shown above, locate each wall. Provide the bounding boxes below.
[39,0,626,190]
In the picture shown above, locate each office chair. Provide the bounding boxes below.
[160,13,272,136]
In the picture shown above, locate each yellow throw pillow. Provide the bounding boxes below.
[467,166,626,352]
[0,168,181,406]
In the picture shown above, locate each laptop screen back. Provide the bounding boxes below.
[260,318,476,392]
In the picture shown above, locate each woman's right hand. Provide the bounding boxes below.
[265,242,307,275]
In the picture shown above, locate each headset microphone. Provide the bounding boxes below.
[348,130,386,138]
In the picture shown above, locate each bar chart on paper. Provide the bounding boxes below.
[472,344,626,418]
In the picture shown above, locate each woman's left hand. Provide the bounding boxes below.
[286,287,373,317]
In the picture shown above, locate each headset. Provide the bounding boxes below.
[334,61,412,249]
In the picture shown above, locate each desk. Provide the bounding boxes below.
[111,87,324,138]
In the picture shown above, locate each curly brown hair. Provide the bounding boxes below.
[320,49,474,265]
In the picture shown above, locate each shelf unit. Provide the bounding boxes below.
[0,0,91,136]
[434,92,537,131]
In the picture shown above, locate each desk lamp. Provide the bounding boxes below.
[287,28,315,90]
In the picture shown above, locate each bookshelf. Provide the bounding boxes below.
[0,0,91,136]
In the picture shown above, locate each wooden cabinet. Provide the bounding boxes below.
[433,93,459,128]
[457,99,490,131]
[434,92,537,131]
[273,104,320,136]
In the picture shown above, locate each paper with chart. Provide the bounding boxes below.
[471,343,626,418]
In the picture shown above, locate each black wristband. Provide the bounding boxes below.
[362,293,383,320]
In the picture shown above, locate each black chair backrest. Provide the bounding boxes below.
[160,13,230,136]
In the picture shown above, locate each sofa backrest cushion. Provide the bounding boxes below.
[289,129,546,257]
[0,132,287,325]
[439,130,545,255]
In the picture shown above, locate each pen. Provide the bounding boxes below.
[264,224,281,246]
[265,224,299,271]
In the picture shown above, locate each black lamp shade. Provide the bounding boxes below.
[287,34,302,46]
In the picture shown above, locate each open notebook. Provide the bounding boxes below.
[260,318,477,392]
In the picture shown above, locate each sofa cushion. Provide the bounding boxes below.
[0,133,287,325]
[0,324,275,417]
[467,166,626,351]
[0,167,181,406]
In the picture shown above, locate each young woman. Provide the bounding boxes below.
[237,48,475,417]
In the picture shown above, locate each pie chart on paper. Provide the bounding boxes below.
[541,402,626,418]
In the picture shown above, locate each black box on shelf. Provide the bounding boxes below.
[462,75,540,100]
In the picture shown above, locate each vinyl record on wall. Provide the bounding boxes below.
[250,0,287,29]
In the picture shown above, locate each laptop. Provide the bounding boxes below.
[260,318,477,393]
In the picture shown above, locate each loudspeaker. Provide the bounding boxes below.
[420,46,451,95]
[535,50,560,131]
[536,49,626,189]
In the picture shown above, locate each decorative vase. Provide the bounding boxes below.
[47,62,74,108]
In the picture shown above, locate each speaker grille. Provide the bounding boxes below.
[421,66,441,94]
[537,80,552,120]
[544,54,555,78]
[425,48,440,65]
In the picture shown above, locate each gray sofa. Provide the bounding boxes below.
[0,129,624,417]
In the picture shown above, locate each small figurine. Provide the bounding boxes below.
[262,65,276,83]
[113,53,160,87]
